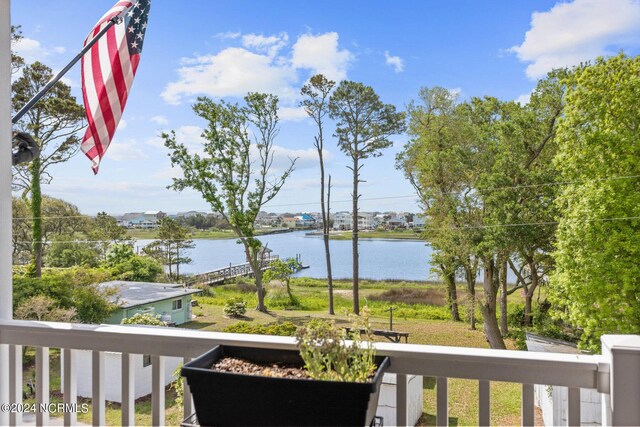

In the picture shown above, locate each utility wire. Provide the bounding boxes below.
[12,174,640,220]
[12,215,640,245]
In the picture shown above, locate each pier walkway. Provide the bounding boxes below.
[185,255,279,286]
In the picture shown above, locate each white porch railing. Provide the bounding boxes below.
[0,320,638,426]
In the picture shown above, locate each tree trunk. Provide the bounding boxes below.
[500,257,508,336]
[351,156,360,315]
[524,259,538,326]
[480,258,507,349]
[442,265,460,321]
[324,175,334,315]
[243,243,267,312]
[30,158,43,278]
[254,263,266,312]
[464,263,476,330]
[176,244,180,280]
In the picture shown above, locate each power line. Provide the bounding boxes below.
[12,174,640,219]
[12,215,640,244]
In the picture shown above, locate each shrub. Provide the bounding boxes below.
[224,321,297,336]
[14,295,76,322]
[223,297,247,317]
[121,313,167,326]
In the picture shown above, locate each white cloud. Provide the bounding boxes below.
[270,145,333,171]
[214,31,241,40]
[279,106,308,122]
[146,125,206,155]
[291,33,353,81]
[511,0,640,79]
[117,119,127,130]
[162,32,354,105]
[161,47,298,104]
[106,138,148,161]
[12,36,66,64]
[515,92,532,105]
[150,115,169,126]
[384,51,404,73]
[242,32,289,57]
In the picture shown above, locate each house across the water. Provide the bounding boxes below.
[100,280,201,325]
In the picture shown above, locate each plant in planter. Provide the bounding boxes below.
[181,307,390,426]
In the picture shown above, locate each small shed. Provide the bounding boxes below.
[525,333,601,426]
[100,280,201,325]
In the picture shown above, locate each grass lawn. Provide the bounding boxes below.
[28,278,526,426]
[126,228,290,240]
[184,278,525,426]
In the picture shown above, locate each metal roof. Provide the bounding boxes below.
[99,280,201,309]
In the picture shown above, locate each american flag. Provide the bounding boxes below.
[81,0,151,174]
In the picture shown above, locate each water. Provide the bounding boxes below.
[137,231,435,281]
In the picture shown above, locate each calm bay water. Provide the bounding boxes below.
[138,231,435,281]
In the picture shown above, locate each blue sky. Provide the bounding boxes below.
[10,0,640,215]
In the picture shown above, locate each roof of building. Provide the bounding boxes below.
[99,280,201,309]
[524,332,590,354]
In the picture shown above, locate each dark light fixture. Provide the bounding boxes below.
[12,132,40,166]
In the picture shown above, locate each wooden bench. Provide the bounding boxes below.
[345,327,410,344]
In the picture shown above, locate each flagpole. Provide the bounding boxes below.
[11,6,132,124]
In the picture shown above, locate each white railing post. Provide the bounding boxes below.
[0,1,13,426]
[92,351,105,426]
[152,355,166,427]
[36,347,50,426]
[601,335,640,426]
[9,345,22,426]
[121,353,135,426]
[395,373,408,427]
[63,349,78,426]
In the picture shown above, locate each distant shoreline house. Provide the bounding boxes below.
[100,280,201,326]
[116,210,167,229]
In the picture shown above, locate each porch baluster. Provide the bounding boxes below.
[436,376,448,426]
[63,349,77,426]
[521,383,534,426]
[152,355,165,426]
[36,346,50,426]
[121,353,135,426]
[478,380,490,426]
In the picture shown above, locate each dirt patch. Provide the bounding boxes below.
[212,357,311,379]
[369,287,447,306]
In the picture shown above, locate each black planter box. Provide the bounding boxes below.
[181,345,390,427]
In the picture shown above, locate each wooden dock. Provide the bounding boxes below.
[186,255,279,286]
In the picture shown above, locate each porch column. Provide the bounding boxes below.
[601,335,640,426]
[0,1,13,426]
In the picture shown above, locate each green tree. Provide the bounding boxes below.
[89,212,131,261]
[550,54,640,351]
[263,257,302,304]
[329,81,405,315]
[143,218,194,279]
[300,74,336,315]
[11,25,24,76]
[106,244,164,282]
[164,93,295,312]
[397,87,478,325]
[47,235,101,268]
[12,196,90,268]
[12,61,85,277]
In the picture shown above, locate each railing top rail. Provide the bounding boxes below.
[0,319,607,390]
